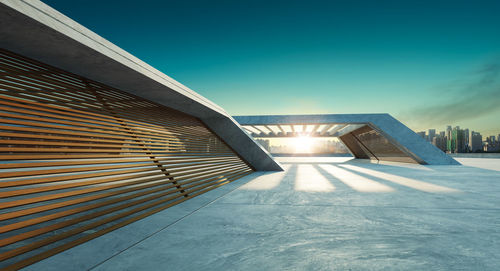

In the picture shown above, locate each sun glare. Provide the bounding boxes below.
[293,135,313,153]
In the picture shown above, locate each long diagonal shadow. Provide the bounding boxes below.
[338,164,460,193]
[312,164,353,192]
[340,158,436,173]
[355,158,500,177]
[313,164,394,193]
[342,157,500,176]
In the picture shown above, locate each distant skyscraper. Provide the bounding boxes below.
[483,136,500,152]
[432,133,447,152]
[470,131,482,152]
[417,131,426,138]
[483,139,499,152]
[463,128,470,152]
[428,129,436,143]
[450,126,467,153]
[446,126,452,152]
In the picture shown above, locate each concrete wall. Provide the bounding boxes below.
[0,0,282,171]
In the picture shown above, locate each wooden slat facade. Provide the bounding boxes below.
[0,48,253,270]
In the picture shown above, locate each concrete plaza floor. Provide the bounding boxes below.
[26,157,500,270]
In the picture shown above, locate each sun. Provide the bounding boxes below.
[293,135,313,153]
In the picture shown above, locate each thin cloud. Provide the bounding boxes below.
[404,59,500,126]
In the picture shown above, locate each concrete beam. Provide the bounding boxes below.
[243,127,255,134]
[311,124,320,134]
[320,124,335,136]
[250,125,266,135]
[328,124,348,136]
[264,125,275,136]
[277,124,285,134]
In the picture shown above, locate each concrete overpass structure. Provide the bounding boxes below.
[234,114,459,165]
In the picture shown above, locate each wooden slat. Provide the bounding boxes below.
[0,102,216,139]
[0,155,240,170]
[0,48,254,270]
[0,125,224,147]
[0,112,212,141]
[0,169,251,262]
[0,162,247,209]
[0,164,249,222]
[0,139,230,152]
[0,169,252,244]
[2,170,253,271]
[0,153,237,160]
[0,160,243,197]
[0,92,206,135]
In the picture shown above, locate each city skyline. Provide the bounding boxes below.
[256,138,349,154]
[44,0,500,136]
[417,125,500,153]
[418,125,500,140]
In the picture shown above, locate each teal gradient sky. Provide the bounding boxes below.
[44,0,500,136]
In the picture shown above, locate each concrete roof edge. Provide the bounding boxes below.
[0,0,226,115]
[0,0,281,171]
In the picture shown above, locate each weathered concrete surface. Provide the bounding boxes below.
[25,157,500,270]
[0,0,281,171]
[234,114,459,165]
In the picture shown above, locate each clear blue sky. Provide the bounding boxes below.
[44,0,500,136]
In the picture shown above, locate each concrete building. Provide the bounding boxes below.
[471,131,483,152]
[464,128,470,151]
[433,133,447,152]
[484,136,500,152]
[1,1,498,271]
[428,129,436,142]
[447,126,468,153]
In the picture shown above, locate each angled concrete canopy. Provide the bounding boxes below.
[234,114,460,165]
[0,0,282,171]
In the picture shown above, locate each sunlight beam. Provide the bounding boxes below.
[240,164,291,190]
[294,164,335,192]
